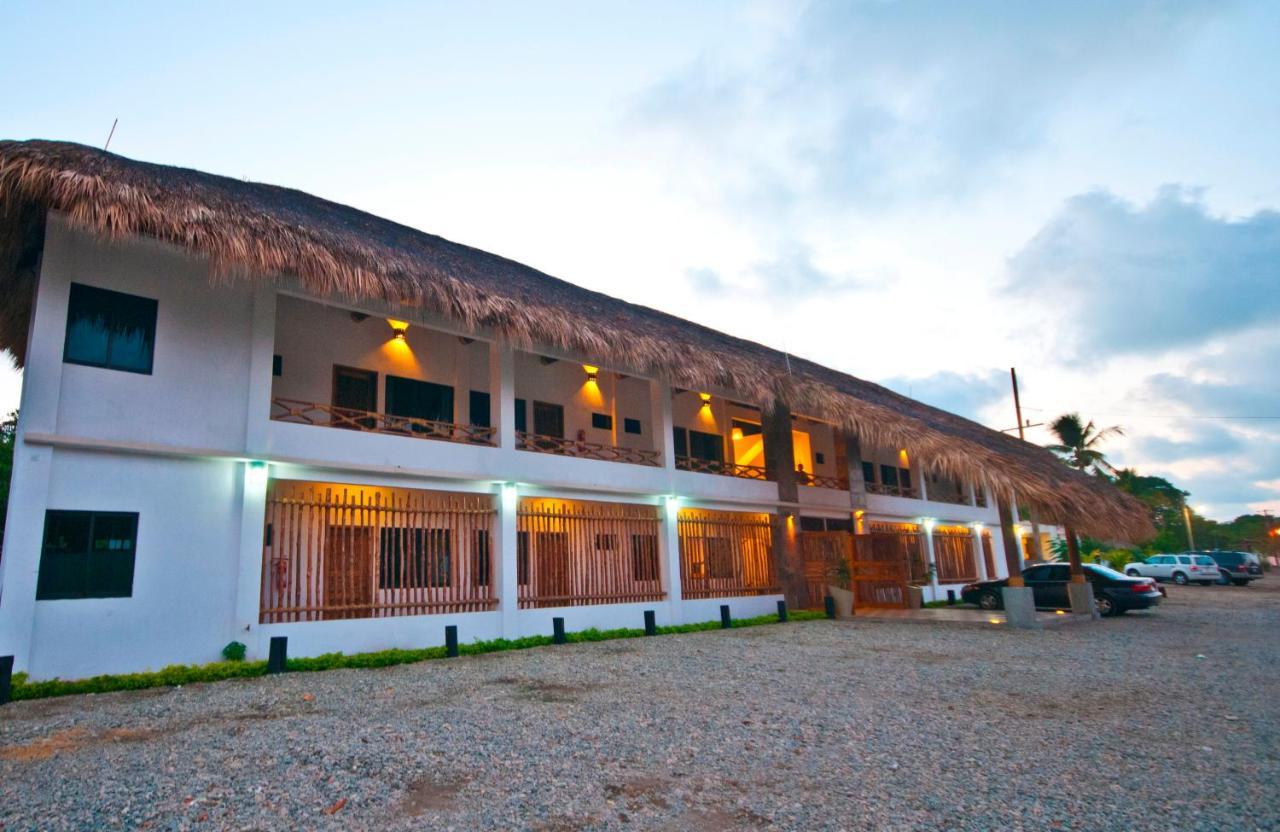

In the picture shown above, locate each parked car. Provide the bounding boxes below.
[1203,550,1263,586]
[961,563,1162,617]
[1124,553,1220,585]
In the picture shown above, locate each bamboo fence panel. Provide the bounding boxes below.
[932,526,979,583]
[677,509,779,599]
[516,499,663,608]
[260,484,497,623]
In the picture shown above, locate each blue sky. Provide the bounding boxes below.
[2,1,1277,519]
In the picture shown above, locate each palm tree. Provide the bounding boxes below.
[1046,413,1124,477]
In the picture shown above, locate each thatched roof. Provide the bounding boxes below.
[0,139,1153,541]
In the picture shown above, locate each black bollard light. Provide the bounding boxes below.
[776,600,788,623]
[267,637,288,674]
[946,590,957,606]
[643,610,657,636]
[824,595,836,619]
[720,604,732,629]
[0,655,12,705]
[445,625,459,658]
[552,617,567,644]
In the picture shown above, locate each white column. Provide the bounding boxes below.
[972,525,988,581]
[649,380,675,471]
[923,521,939,603]
[232,461,270,654]
[660,496,684,624]
[496,483,519,637]
[917,462,929,502]
[490,342,516,450]
[243,286,276,456]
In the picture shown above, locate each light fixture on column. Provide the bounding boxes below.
[245,460,270,488]
[921,517,937,533]
[387,318,409,341]
[664,494,680,520]
[501,482,518,511]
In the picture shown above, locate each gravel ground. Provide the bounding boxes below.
[1,584,1277,831]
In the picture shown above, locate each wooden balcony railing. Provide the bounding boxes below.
[516,431,662,467]
[674,456,771,481]
[271,398,496,446]
[928,488,972,506]
[796,470,850,490]
[865,481,920,499]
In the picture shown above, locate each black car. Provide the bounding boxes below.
[960,563,1163,617]
[1202,550,1263,586]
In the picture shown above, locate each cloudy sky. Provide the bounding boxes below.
[2,1,1277,519]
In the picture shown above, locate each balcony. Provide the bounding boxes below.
[797,470,850,490]
[674,455,770,480]
[272,398,496,446]
[517,430,661,467]
[865,481,920,499]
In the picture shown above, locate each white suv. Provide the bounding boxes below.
[1125,553,1221,586]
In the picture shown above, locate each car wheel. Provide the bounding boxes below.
[1095,593,1117,617]
[1173,572,1189,585]
[978,590,1002,611]
[1125,569,1140,577]
[1232,579,1249,587]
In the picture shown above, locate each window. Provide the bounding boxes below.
[472,529,491,587]
[880,465,899,487]
[632,534,660,581]
[37,510,139,600]
[385,376,454,425]
[332,365,377,427]
[378,528,451,589]
[623,417,642,435]
[688,430,724,463]
[706,538,734,578]
[532,401,564,437]
[515,398,527,433]
[799,516,827,532]
[899,468,912,490]
[595,533,618,551]
[591,412,613,430]
[861,461,876,484]
[469,391,491,428]
[272,354,283,377]
[517,530,530,584]
[63,283,158,374]
[826,517,853,533]
[815,452,825,465]
[672,426,688,456]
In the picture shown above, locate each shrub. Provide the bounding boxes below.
[221,641,247,662]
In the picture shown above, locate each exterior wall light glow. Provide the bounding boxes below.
[664,494,680,519]
[387,318,410,340]
[582,364,599,382]
[699,392,712,408]
[245,460,270,489]
[501,482,518,512]
[921,517,937,533]
[731,427,744,441]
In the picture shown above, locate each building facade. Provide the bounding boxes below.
[0,216,1031,680]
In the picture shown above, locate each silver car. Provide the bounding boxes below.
[1125,553,1221,585]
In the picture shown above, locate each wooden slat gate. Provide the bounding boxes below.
[849,532,912,608]
[798,531,853,609]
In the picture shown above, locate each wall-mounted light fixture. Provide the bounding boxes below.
[921,517,937,533]
[699,392,712,408]
[501,482,519,512]
[971,522,985,531]
[582,364,599,382]
[387,318,410,341]
[245,460,270,489]
[664,494,680,520]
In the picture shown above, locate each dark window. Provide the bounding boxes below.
[826,517,853,533]
[591,412,613,430]
[378,528,451,589]
[272,354,283,377]
[623,417,642,435]
[596,533,618,551]
[472,529,491,587]
[632,534,660,581]
[815,452,825,465]
[386,375,454,425]
[332,365,377,427]
[515,398,527,433]
[469,391,491,428]
[63,283,157,374]
[899,468,912,490]
[880,465,899,487]
[37,510,138,600]
[799,516,827,532]
[706,538,734,578]
[688,430,724,463]
[861,461,876,484]
[672,426,688,457]
[533,401,565,438]
[517,531,530,584]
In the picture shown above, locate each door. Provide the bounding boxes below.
[332,365,378,428]
[1025,564,1070,608]
[324,525,374,619]
[532,401,565,438]
[534,531,570,606]
[385,375,454,429]
[1152,555,1174,579]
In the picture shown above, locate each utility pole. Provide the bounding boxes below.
[1010,368,1044,563]
[1182,503,1196,552]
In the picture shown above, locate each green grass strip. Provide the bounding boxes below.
[9,609,827,701]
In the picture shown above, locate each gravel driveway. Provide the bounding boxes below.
[2,584,1277,831]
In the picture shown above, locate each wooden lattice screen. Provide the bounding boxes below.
[868,522,929,584]
[260,484,497,623]
[981,530,996,577]
[516,499,664,608]
[932,526,978,583]
[677,509,779,599]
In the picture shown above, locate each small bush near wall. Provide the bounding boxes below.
[8,610,826,702]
